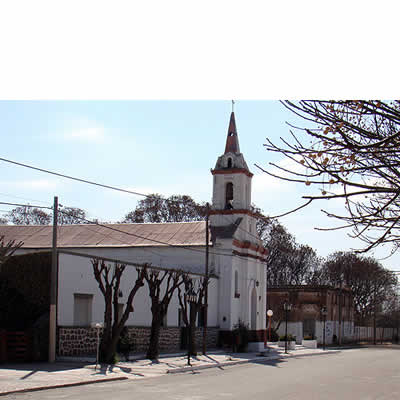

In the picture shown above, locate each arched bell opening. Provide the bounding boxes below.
[225,182,233,209]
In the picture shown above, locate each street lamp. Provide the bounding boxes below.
[283,302,292,354]
[267,309,274,344]
[321,307,327,350]
[91,322,103,371]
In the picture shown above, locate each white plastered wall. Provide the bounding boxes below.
[57,249,219,327]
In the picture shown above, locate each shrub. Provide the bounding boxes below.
[279,334,296,342]
[117,328,135,361]
[232,319,250,352]
[269,329,279,342]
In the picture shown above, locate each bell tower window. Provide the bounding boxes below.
[227,158,232,168]
[225,182,233,209]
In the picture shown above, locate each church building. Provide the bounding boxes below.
[0,111,268,358]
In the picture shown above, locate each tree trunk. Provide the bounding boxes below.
[189,304,197,356]
[147,314,162,360]
[100,335,123,364]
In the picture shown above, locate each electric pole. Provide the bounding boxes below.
[202,203,209,355]
[49,196,58,362]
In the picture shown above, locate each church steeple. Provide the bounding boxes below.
[224,112,240,154]
[211,111,253,211]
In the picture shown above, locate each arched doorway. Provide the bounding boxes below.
[251,288,257,330]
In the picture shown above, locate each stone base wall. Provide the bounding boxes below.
[58,326,219,357]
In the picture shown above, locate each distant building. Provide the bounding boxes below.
[267,285,354,345]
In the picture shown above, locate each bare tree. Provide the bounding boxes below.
[91,259,147,363]
[177,275,209,356]
[0,235,23,266]
[259,100,400,254]
[144,268,186,360]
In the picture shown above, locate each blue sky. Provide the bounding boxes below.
[1,100,399,272]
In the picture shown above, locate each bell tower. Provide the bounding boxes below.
[211,112,253,212]
[209,111,267,351]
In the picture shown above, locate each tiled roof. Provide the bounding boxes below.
[0,221,208,248]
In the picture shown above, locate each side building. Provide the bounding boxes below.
[267,285,354,345]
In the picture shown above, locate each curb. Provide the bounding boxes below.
[167,350,341,374]
[0,376,128,397]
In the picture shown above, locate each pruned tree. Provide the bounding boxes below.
[0,235,23,266]
[144,268,186,359]
[319,251,398,324]
[123,193,206,223]
[177,275,209,356]
[7,206,51,225]
[259,100,400,254]
[91,258,147,363]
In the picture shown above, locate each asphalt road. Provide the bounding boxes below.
[4,347,400,400]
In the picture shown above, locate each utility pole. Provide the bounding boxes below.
[373,283,377,345]
[49,196,58,362]
[202,203,209,355]
[338,272,343,345]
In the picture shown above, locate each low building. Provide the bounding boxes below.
[267,285,354,345]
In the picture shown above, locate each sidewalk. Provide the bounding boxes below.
[0,345,340,396]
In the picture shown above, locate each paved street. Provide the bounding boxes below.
[3,347,400,400]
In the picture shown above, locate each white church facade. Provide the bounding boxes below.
[0,112,268,356]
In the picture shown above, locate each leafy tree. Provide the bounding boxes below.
[376,291,400,330]
[0,217,7,224]
[144,268,186,360]
[123,194,206,223]
[5,206,88,225]
[58,207,88,224]
[252,206,320,286]
[260,100,400,254]
[91,258,146,364]
[7,206,51,225]
[319,251,398,324]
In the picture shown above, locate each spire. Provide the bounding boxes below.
[224,112,240,154]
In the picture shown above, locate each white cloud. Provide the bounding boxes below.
[0,179,57,190]
[62,127,106,143]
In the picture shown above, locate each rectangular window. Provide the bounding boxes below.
[73,294,93,326]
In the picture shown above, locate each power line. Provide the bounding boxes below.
[0,200,249,260]
[0,192,50,205]
[0,201,53,211]
[0,157,149,198]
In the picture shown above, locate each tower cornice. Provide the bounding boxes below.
[211,168,253,178]
[209,209,259,218]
